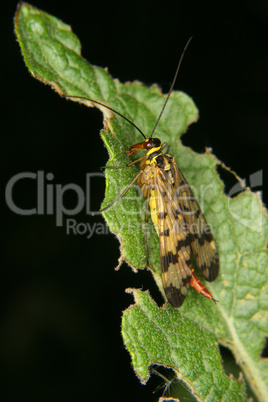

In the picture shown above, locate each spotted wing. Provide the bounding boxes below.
[170,161,219,281]
[153,168,193,307]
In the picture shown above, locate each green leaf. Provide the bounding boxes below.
[122,289,246,401]
[15,3,268,401]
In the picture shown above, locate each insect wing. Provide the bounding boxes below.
[154,168,193,307]
[171,162,219,281]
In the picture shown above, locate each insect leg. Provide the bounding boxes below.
[95,170,143,214]
[100,156,144,170]
[144,196,150,266]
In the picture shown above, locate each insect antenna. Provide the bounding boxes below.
[65,37,191,143]
[149,36,192,138]
[65,96,146,139]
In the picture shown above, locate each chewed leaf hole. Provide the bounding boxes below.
[260,336,268,358]
[219,345,257,401]
[219,345,241,379]
[123,264,165,308]
[151,366,196,401]
[216,164,245,198]
[180,123,206,154]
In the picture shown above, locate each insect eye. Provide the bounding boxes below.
[146,138,161,149]
[152,138,161,147]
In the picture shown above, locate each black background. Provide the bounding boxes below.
[2,1,267,401]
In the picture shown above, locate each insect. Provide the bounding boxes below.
[66,39,219,307]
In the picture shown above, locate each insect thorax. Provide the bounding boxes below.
[137,152,175,199]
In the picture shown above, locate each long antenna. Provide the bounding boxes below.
[66,37,192,142]
[149,36,192,138]
[65,96,147,139]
